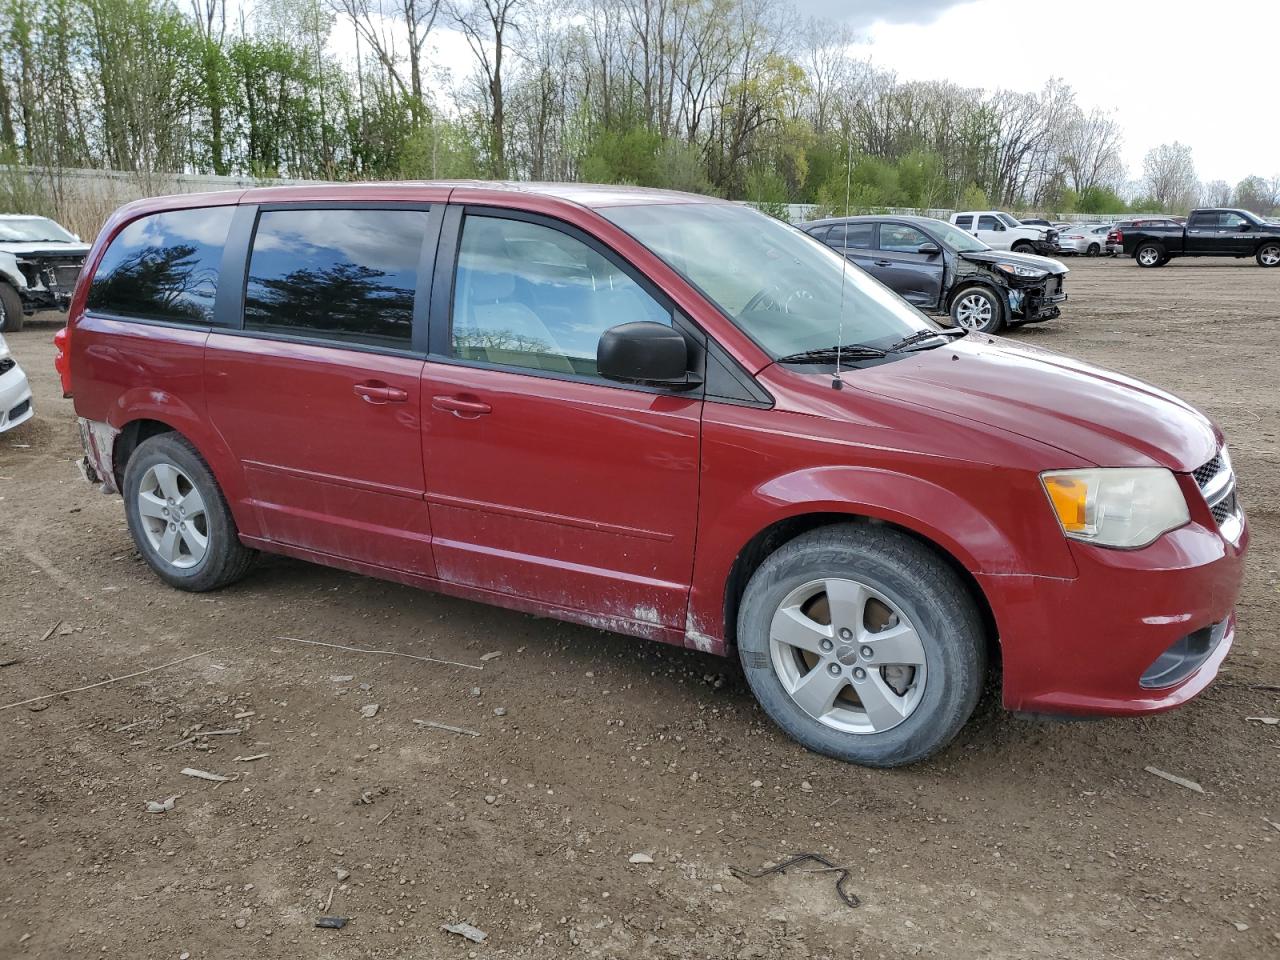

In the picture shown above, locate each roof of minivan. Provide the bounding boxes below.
[238,180,728,210]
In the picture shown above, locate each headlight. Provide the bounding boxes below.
[1041,468,1189,548]
[995,262,1048,279]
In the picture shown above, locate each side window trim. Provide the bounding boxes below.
[226,201,442,357]
[213,203,258,330]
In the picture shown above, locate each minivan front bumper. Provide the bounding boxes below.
[982,515,1248,717]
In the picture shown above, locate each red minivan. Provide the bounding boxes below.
[56,183,1248,766]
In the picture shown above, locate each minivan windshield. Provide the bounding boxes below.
[0,216,77,243]
[601,203,937,359]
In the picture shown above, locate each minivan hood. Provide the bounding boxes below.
[848,337,1218,471]
[959,249,1068,275]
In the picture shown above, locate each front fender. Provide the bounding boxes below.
[685,463,1078,654]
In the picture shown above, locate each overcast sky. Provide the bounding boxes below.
[800,0,1278,186]
[339,0,1277,188]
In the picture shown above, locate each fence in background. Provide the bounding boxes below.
[2,165,1138,237]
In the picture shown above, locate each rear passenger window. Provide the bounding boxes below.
[826,223,874,249]
[1188,212,1217,229]
[87,206,234,324]
[954,215,973,229]
[451,215,670,378]
[244,208,429,349]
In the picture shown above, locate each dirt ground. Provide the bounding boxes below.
[1,256,1277,960]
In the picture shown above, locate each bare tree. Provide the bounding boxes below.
[449,0,525,177]
[1201,179,1232,207]
[1060,106,1124,195]
[1141,142,1198,212]
[331,0,441,119]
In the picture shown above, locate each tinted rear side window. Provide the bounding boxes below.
[244,208,429,349]
[954,215,973,229]
[87,206,234,324]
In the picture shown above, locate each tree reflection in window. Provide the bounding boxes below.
[87,207,233,323]
[243,208,428,348]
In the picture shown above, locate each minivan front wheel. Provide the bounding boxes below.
[124,433,255,591]
[737,524,986,767]
[950,286,1004,333]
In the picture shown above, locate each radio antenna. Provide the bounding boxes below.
[833,137,853,390]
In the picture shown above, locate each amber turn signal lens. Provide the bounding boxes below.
[1043,475,1089,532]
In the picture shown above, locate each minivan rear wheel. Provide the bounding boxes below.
[736,524,986,767]
[123,433,256,591]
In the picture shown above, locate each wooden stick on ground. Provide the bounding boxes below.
[273,636,482,670]
[0,651,213,712]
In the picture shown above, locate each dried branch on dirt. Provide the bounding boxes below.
[1144,766,1204,794]
[413,719,480,737]
[273,636,482,670]
[0,651,213,712]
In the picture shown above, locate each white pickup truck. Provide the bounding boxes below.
[950,211,1058,255]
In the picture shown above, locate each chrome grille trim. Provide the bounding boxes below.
[1194,447,1241,540]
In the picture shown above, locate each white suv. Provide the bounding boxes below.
[950,211,1056,255]
[0,333,33,432]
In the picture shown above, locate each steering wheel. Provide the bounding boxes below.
[742,283,812,316]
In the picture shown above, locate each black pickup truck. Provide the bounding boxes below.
[1121,208,1280,268]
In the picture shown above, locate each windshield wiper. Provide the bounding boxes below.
[885,328,967,352]
[776,345,888,364]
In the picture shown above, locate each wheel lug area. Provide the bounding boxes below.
[819,638,834,653]
[853,667,867,681]
[838,627,853,641]
[861,645,874,659]
[826,663,841,677]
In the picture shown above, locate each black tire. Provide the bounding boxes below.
[1135,243,1165,268]
[737,523,987,768]
[123,433,256,591]
[1086,243,1100,257]
[0,283,23,333]
[949,285,1004,334]
[1257,242,1280,268]
[1011,241,1035,254]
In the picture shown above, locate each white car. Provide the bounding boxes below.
[950,211,1056,254]
[1056,224,1113,257]
[0,333,33,432]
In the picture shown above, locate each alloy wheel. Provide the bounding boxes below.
[1261,245,1280,266]
[137,462,210,569]
[768,577,928,735]
[954,293,993,331]
[1138,247,1161,266]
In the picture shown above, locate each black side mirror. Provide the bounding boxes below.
[917,242,941,255]
[598,321,698,389]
